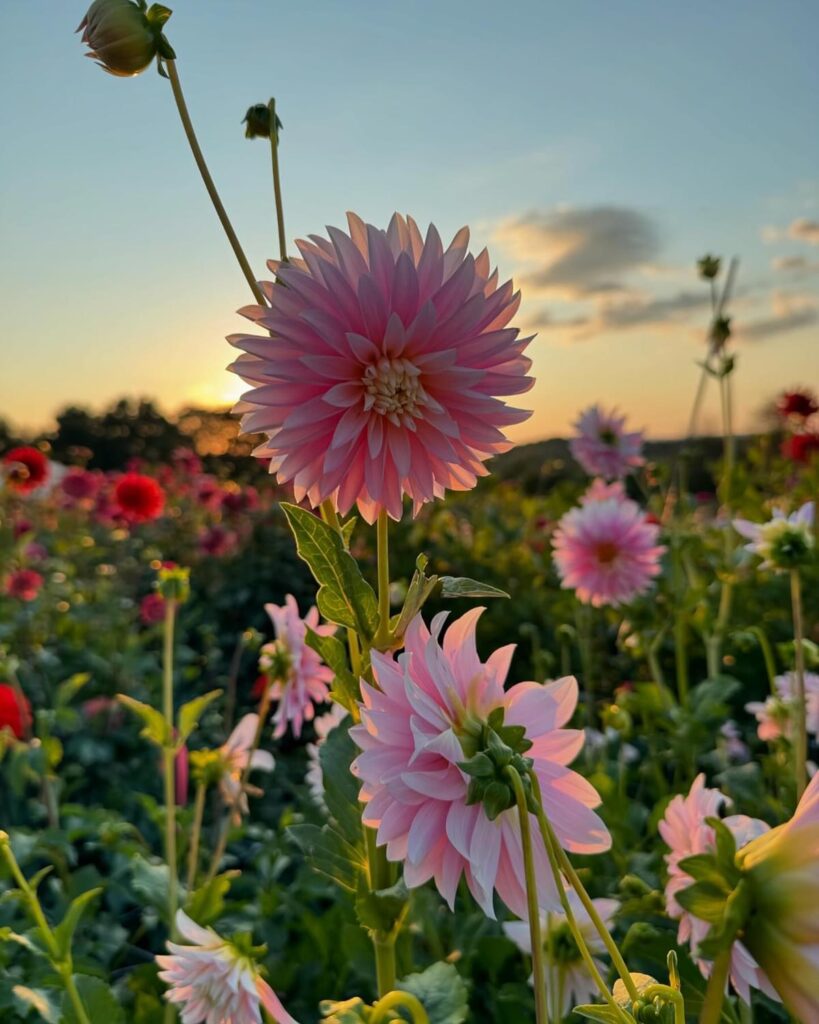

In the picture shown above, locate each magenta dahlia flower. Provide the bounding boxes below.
[659,775,778,1004]
[351,609,610,919]
[552,495,664,607]
[228,213,533,522]
[569,405,644,480]
[263,595,335,738]
[157,910,299,1024]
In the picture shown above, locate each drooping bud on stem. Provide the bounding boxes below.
[77,0,176,77]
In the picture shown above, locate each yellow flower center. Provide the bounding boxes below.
[362,357,428,425]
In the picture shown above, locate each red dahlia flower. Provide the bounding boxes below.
[0,684,32,739]
[777,389,819,421]
[782,433,819,464]
[3,447,49,493]
[5,569,44,602]
[114,472,165,522]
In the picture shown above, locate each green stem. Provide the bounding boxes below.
[698,948,731,1024]
[0,836,91,1024]
[644,985,686,1024]
[576,603,595,727]
[366,828,397,996]
[164,60,265,306]
[267,98,287,263]
[370,991,430,1024]
[530,775,639,1005]
[162,598,179,943]
[375,509,391,651]
[505,767,549,1024]
[748,626,777,692]
[791,570,807,800]
[186,781,208,891]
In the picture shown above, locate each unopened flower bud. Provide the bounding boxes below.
[157,564,190,603]
[77,0,175,77]
[243,103,284,140]
[697,254,721,280]
[710,315,731,350]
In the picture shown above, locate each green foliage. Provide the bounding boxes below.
[398,962,469,1024]
[61,976,125,1024]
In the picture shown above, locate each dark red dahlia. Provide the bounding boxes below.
[139,592,166,625]
[777,389,819,420]
[782,432,819,464]
[5,569,44,602]
[3,447,49,493]
[0,684,32,739]
[114,473,165,522]
[61,468,99,501]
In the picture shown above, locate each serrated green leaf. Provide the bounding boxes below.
[61,976,124,1024]
[438,576,509,599]
[12,985,60,1023]
[185,871,239,925]
[53,887,102,960]
[288,823,364,892]
[398,962,469,1024]
[177,689,223,746]
[282,504,379,637]
[117,694,170,748]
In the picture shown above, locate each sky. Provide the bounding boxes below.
[1,1,818,444]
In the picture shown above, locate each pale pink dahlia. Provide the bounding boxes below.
[157,910,299,1024]
[552,496,664,607]
[746,671,819,743]
[218,714,275,822]
[228,213,533,522]
[504,890,620,1016]
[350,610,610,919]
[658,775,778,1004]
[263,595,335,739]
[569,405,644,480]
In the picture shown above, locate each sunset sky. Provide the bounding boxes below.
[1,1,817,444]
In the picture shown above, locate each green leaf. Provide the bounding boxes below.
[706,817,738,874]
[130,854,170,913]
[61,976,124,1024]
[281,503,379,638]
[12,986,60,1023]
[176,689,223,746]
[0,927,42,955]
[355,880,408,934]
[675,880,729,923]
[398,962,469,1024]
[319,717,363,843]
[438,577,509,599]
[185,871,239,925]
[288,823,363,892]
[676,854,732,889]
[53,887,102,960]
[117,694,170,748]
[55,673,91,709]
[306,628,358,713]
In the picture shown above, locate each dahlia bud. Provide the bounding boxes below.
[710,315,731,350]
[242,103,283,140]
[157,564,190,603]
[697,254,721,280]
[77,0,175,77]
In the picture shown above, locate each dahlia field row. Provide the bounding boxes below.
[1,4,818,1023]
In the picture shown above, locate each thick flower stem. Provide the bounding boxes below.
[164,60,265,306]
[375,509,391,651]
[186,781,208,891]
[162,598,179,945]
[0,835,91,1024]
[698,948,731,1024]
[366,828,397,996]
[791,569,807,800]
[267,98,287,263]
[530,774,639,1006]
[371,991,429,1024]
[506,767,550,1024]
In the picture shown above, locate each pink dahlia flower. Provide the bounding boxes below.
[552,496,664,607]
[746,671,819,743]
[228,213,533,523]
[157,910,299,1024]
[264,595,335,739]
[659,774,778,1004]
[351,609,610,918]
[504,890,620,1016]
[218,715,275,823]
[569,406,644,480]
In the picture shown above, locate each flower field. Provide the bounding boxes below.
[1,4,818,1023]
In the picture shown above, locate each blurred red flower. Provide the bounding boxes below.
[3,447,49,493]
[5,569,43,602]
[139,592,166,625]
[114,473,165,522]
[61,468,100,502]
[0,683,32,739]
[778,389,819,421]
[782,433,819,464]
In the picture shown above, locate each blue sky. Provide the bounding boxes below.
[1,1,817,442]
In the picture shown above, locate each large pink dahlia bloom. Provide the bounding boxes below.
[228,213,534,522]
[157,910,299,1024]
[659,775,778,1004]
[552,494,665,607]
[569,405,644,480]
[350,609,610,919]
